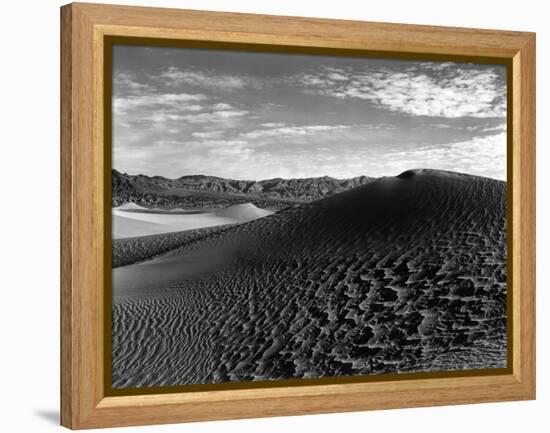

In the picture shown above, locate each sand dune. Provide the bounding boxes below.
[112,224,236,268]
[112,169,507,388]
[115,202,149,211]
[214,203,273,219]
[113,202,273,239]
[112,215,184,239]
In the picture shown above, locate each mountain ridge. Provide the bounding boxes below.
[112,169,374,209]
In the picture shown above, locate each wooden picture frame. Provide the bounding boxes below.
[60,2,536,429]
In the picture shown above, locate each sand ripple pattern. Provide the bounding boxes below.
[112,169,507,388]
[112,224,236,268]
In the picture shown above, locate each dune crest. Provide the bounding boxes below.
[113,202,273,239]
[115,202,148,211]
[214,203,273,219]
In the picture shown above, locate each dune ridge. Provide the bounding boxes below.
[112,169,507,388]
[115,202,148,211]
[112,224,238,268]
[214,203,273,219]
[113,202,273,239]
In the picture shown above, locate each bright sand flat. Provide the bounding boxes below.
[113,203,273,239]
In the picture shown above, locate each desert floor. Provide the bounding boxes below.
[111,169,507,388]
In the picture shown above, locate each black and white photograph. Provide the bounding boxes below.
[110,45,508,389]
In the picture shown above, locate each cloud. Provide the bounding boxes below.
[260,122,286,128]
[177,109,249,125]
[113,87,248,132]
[380,132,507,180]
[293,63,506,118]
[327,72,348,81]
[213,103,233,110]
[113,72,155,95]
[114,93,208,115]
[478,124,507,134]
[191,131,224,139]
[240,124,351,139]
[160,67,262,91]
[112,51,506,181]
[113,137,255,179]
[114,126,506,181]
[207,142,252,160]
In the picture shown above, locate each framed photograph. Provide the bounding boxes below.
[60,3,536,429]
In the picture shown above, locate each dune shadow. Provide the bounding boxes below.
[34,409,59,425]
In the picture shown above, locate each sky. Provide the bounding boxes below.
[112,45,507,181]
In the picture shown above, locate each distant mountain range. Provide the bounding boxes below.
[112,170,374,210]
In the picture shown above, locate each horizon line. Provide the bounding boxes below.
[112,167,506,182]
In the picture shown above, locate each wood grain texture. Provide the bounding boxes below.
[60,2,536,429]
[60,4,73,429]
[514,34,536,395]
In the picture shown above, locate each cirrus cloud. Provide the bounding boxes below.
[114,93,208,116]
[160,67,262,91]
[240,124,351,139]
[294,63,506,118]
